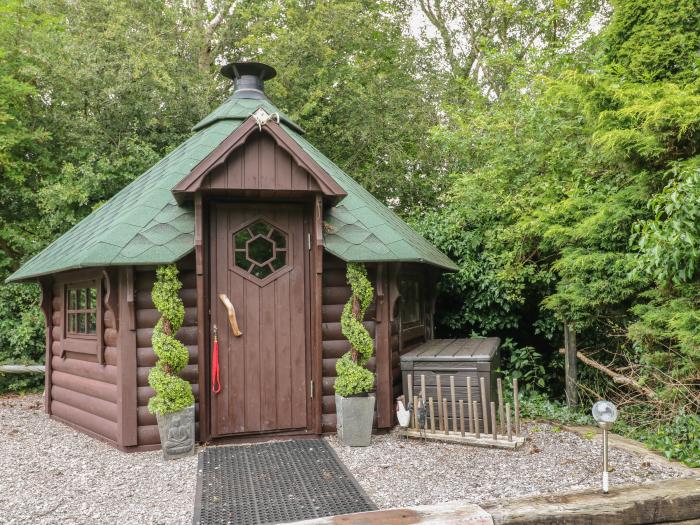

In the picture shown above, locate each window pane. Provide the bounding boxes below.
[247,236,274,265]
[79,313,87,333]
[78,289,86,309]
[69,289,77,310]
[400,280,421,324]
[88,288,97,310]
[271,250,286,270]
[270,229,286,248]
[87,313,97,334]
[249,221,270,236]
[233,221,288,279]
[68,313,77,333]
[235,251,251,271]
[234,229,252,249]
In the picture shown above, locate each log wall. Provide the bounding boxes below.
[320,254,377,433]
[133,255,199,447]
[42,250,433,445]
[48,272,120,445]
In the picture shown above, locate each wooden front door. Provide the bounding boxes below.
[209,203,310,437]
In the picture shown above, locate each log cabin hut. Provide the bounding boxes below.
[8,62,458,451]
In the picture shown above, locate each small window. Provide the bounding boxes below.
[400,279,422,325]
[232,220,288,280]
[66,284,98,336]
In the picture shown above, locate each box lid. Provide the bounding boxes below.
[400,337,501,363]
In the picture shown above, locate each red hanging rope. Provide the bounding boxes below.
[211,326,221,394]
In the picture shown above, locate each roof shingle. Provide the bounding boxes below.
[8,95,456,282]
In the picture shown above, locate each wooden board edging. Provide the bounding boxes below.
[286,478,700,525]
[285,501,492,524]
[483,477,700,525]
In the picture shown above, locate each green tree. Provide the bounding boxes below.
[227,0,448,212]
[423,0,700,455]
[417,0,606,97]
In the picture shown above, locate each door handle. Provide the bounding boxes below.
[218,294,243,337]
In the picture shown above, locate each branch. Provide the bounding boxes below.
[559,348,658,401]
[418,0,464,76]
[0,364,45,374]
[0,237,22,270]
[197,1,239,71]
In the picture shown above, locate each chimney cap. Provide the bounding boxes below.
[220,62,277,82]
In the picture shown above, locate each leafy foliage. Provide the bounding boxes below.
[147,265,194,416]
[0,283,44,393]
[249,0,449,213]
[632,411,700,467]
[501,340,547,390]
[636,168,700,285]
[518,391,594,426]
[335,263,375,397]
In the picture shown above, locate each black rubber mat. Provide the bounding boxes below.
[193,439,376,525]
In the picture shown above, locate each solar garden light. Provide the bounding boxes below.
[592,400,618,493]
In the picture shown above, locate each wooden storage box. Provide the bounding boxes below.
[400,338,501,428]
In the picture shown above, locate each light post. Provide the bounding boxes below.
[592,400,618,493]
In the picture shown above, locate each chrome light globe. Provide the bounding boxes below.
[592,400,618,493]
[592,400,618,429]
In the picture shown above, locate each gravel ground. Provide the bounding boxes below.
[0,394,197,525]
[1,394,690,524]
[326,423,689,509]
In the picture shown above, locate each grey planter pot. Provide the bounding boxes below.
[335,393,375,447]
[155,404,195,460]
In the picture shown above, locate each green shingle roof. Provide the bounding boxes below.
[284,128,456,270]
[8,94,456,282]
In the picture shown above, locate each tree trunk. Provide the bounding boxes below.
[564,321,578,407]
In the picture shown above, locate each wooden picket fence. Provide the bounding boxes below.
[400,374,526,449]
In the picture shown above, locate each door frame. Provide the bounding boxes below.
[196,195,323,442]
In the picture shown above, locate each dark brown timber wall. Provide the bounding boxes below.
[391,314,401,401]
[321,254,377,433]
[134,255,199,447]
[203,132,322,192]
[48,271,119,446]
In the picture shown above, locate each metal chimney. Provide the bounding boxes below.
[220,62,277,100]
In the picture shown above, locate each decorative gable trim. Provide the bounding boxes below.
[172,114,347,200]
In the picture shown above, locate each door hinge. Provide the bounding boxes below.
[307,232,312,251]
[310,379,314,399]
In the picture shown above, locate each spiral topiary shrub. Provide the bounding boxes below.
[335,263,375,397]
[147,265,194,415]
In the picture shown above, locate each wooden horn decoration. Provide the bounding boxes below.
[218,294,242,337]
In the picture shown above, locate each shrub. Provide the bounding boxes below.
[501,338,547,390]
[0,283,45,393]
[147,265,194,415]
[518,390,593,426]
[628,410,700,468]
[334,263,375,397]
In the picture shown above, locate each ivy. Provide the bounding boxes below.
[147,265,194,415]
[334,263,375,397]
